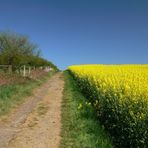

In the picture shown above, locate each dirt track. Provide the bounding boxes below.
[0,73,64,148]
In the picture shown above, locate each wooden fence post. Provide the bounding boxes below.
[23,65,26,77]
[8,65,12,74]
[29,66,31,75]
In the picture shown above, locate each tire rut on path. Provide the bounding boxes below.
[0,72,64,148]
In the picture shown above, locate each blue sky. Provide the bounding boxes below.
[0,0,148,69]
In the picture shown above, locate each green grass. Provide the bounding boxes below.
[60,71,114,148]
[0,71,55,116]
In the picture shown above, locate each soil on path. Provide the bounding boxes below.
[0,72,64,148]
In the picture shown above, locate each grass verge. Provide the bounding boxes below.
[0,71,55,116]
[60,71,114,148]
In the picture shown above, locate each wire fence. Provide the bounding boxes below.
[0,65,52,77]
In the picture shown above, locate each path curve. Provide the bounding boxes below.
[0,72,64,148]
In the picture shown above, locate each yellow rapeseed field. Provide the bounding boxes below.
[68,64,148,147]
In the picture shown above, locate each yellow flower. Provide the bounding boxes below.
[77,103,82,110]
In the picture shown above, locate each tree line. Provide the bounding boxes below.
[0,31,58,71]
